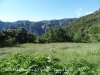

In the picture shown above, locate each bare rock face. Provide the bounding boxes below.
[0,18,76,35]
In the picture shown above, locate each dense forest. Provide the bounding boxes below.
[0,28,36,47]
[0,9,100,47]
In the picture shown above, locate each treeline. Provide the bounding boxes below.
[1,23,100,47]
[0,26,71,47]
[0,28,36,47]
[37,26,71,43]
[39,25,100,43]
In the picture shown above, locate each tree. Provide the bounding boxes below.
[27,33,36,43]
[43,26,68,43]
[2,29,16,38]
[16,28,28,43]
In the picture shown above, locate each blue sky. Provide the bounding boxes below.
[0,0,100,22]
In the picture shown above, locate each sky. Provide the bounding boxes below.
[0,0,100,22]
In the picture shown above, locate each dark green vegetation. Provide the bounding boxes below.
[38,26,69,43]
[0,26,70,46]
[0,28,36,47]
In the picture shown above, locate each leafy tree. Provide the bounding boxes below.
[2,29,17,38]
[36,36,46,43]
[43,26,68,43]
[16,28,28,43]
[0,28,38,47]
[27,33,37,43]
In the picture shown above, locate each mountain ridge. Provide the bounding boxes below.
[0,18,76,35]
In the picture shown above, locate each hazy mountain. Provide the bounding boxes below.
[0,18,75,35]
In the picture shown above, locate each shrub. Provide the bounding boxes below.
[5,38,17,44]
[0,53,98,75]
[65,59,98,75]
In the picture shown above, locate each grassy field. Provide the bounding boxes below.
[0,42,100,73]
[0,43,100,63]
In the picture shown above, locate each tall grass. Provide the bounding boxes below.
[0,43,100,74]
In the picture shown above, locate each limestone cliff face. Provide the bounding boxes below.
[0,18,76,35]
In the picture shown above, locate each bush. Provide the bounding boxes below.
[36,37,46,43]
[0,53,98,75]
[65,59,98,75]
[0,53,62,75]
[6,38,17,44]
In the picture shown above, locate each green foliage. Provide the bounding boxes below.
[27,33,36,43]
[63,10,100,43]
[5,38,17,44]
[0,53,62,75]
[0,52,98,75]
[73,32,82,42]
[0,28,37,47]
[2,29,16,38]
[65,59,98,75]
[36,36,46,43]
[16,27,28,43]
[42,26,68,43]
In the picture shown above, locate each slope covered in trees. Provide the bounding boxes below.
[63,9,100,42]
[40,9,100,43]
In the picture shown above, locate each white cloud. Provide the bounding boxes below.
[85,11,93,15]
[75,8,82,17]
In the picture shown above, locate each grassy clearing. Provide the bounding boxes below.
[0,43,100,63]
[0,43,100,73]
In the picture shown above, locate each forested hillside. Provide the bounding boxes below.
[39,9,100,43]
[63,9,100,42]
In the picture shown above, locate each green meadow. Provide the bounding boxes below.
[0,43,100,65]
[0,43,100,74]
